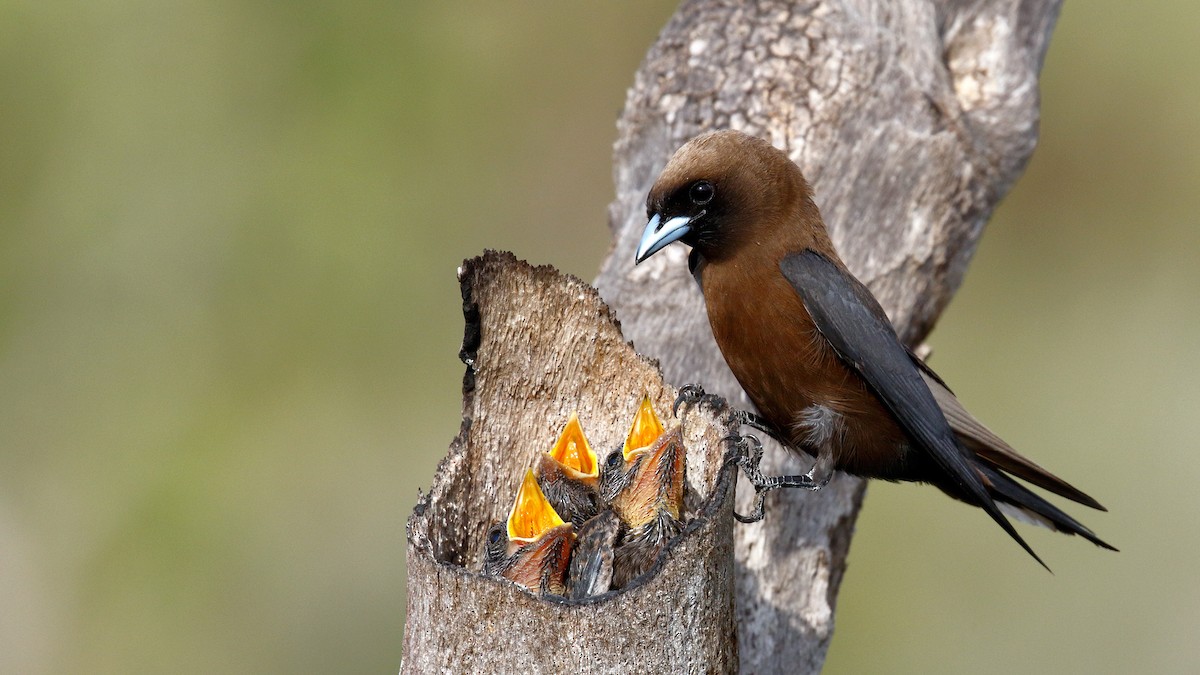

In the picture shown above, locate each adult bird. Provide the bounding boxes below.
[633,130,1113,565]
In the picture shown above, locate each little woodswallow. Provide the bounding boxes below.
[535,412,600,525]
[566,400,684,598]
[634,130,1113,566]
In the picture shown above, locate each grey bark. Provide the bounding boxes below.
[593,1,1061,672]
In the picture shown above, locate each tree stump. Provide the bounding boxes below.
[402,252,742,672]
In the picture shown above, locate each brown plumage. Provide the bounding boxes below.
[598,425,687,588]
[482,469,574,596]
[482,521,574,596]
[634,130,1113,565]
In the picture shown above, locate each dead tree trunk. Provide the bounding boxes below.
[403,253,743,671]
[403,1,1060,672]
[594,1,1061,672]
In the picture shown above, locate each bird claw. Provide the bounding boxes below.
[673,383,725,421]
[675,384,790,447]
[729,409,790,447]
[723,432,820,523]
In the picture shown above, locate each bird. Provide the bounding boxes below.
[565,509,621,600]
[598,425,687,588]
[534,411,600,525]
[483,468,575,596]
[633,129,1113,566]
[563,396,676,598]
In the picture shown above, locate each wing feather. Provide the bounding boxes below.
[780,249,1044,566]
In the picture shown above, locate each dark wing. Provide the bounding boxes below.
[923,371,1106,511]
[780,249,1045,567]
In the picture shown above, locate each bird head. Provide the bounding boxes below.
[507,468,568,543]
[482,468,575,595]
[545,411,599,483]
[622,394,665,458]
[635,129,818,265]
[598,425,687,530]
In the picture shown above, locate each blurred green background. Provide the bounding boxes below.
[1,1,1196,673]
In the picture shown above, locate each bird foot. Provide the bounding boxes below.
[723,433,821,523]
[730,409,790,447]
[672,383,724,421]
[675,385,791,446]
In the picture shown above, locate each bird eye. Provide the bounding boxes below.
[605,450,623,469]
[487,525,503,544]
[689,181,714,206]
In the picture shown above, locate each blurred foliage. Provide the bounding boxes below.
[0,1,1196,673]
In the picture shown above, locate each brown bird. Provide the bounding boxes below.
[599,425,687,588]
[535,412,600,524]
[483,468,575,595]
[634,130,1113,566]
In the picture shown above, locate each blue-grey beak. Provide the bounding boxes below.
[635,213,694,264]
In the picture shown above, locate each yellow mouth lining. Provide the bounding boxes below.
[548,411,598,477]
[507,468,567,542]
[623,395,665,460]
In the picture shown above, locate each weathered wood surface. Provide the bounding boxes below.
[402,252,741,672]
[594,1,1062,672]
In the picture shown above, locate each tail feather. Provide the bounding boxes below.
[964,435,1106,512]
[921,371,1107,511]
[978,464,1117,552]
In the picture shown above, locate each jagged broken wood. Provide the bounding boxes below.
[402,252,741,672]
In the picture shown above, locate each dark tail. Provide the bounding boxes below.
[978,464,1118,552]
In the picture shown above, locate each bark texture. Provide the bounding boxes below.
[594,1,1061,672]
[402,252,742,672]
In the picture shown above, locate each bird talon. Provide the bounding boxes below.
[720,442,744,470]
[721,433,765,478]
[720,432,775,522]
[673,383,724,422]
[729,409,790,446]
[672,383,704,418]
[733,494,767,523]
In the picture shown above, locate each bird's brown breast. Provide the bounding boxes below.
[699,253,911,477]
